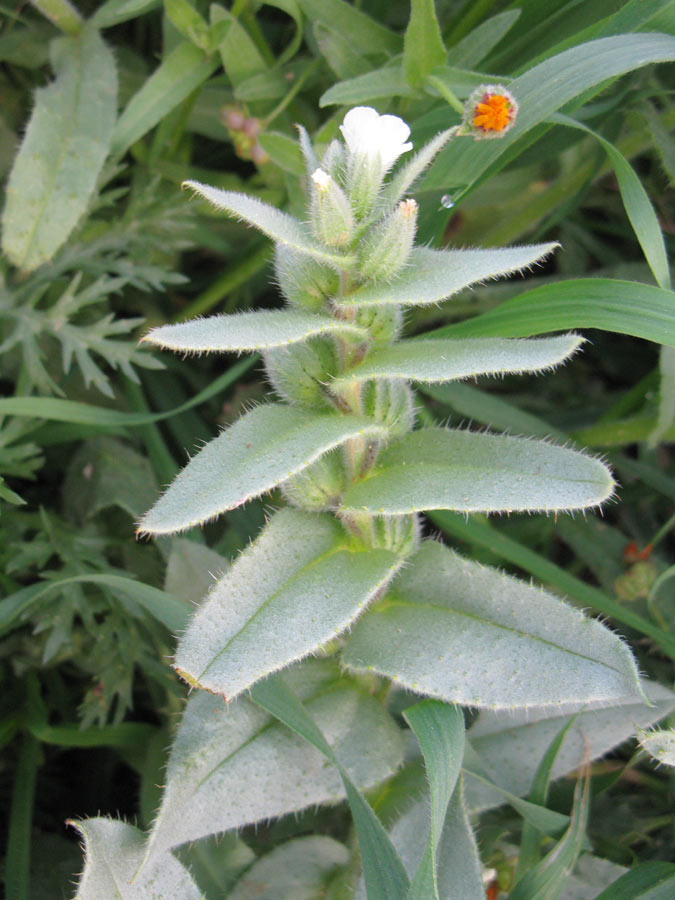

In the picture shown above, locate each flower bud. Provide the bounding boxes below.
[282,450,347,511]
[354,306,403,346]
[358,199,417,282]
[460,84,518,140]
[310,168,354,248]
[275,245,338,312]
[360,378,414,437]
[263,338,338,410]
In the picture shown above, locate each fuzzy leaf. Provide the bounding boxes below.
[229,836,350,900]
[639,728,675,767]
[403,0,446,89]
[338,243,558,308]
[382,128,457,207]
[183,182,355,269]
[1,27,117,272]
[334,334,584,388]
[340,428,614,515]
[143,309,369,353]
[144,661,404,861]
[343,542,641,709]
[174,509,402,698]
[139,405,387,535]
[71,818,201,900]
[464,680,675,812]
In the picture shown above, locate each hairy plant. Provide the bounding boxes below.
[67,99,671,898]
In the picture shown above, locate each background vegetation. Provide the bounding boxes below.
[0,0,673,897]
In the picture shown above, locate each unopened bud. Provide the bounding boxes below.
[310,168,354,248]
[264,338,338,410]
[282,450,347,511]
[320,139,346,181]
[275,245,338,312]
[358,199,417,282]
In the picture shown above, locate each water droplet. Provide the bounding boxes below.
[440,194,455,209]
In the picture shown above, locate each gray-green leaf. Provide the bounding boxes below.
[143,309,369,353]
[71,818,201,900]
[174,508,402,698]
[343,541,641,708]
[1,26,117,272]
[338,243,558,308]
[333,334,583,388]
[139,405,387,535]
[183,181,355,270]
[340,428,614,515]
[143,661,404,862]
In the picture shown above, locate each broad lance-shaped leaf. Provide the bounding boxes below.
[333,334,584,388]
[139,405,387,535]
[174,509,402,698]
[343,541,642,709]
[1,26,117,272]
[463,679,675,814]
[143,661,404,863]
[340,428,614,515]
[183,181,355,270]
[143,309,369,353]
[229,836,349,900]
[70,818,201,900]
[337,243,558,308]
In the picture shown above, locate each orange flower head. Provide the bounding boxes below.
[474,93,512,132]
[461,84,518,140]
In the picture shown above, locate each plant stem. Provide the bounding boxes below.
[425,74,465,115]
[5,733,39,900]
[262,58,321,129]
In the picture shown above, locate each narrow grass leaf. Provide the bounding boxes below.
[251,673,410,900]
[592,863,675,900]
[448,9,521,67]
[143,309,369,353]
[174,508,402,698]
[320,63,416,107]
[334,335,583,388]
[296,0,401,56]
[431,279,675,348]
[343,542,641,709]
[1,26,116,271]
[403,701,464,900]
[403,0,446,89]
[90,0,161,28]
[338,243,558,309]
[111,41,219,156]
[340,428,614,515]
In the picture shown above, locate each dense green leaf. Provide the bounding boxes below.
[91,0,161,28]
[430,279,675,347]
[139,405,387,535]
[143,661,404,864]
[71,818,201,899]
[183,181,355,269]
[1,26,116,271]
[111,41,219,156]
[403,0,446,89]
[334,334,583,387]
[340,428,614,515]
[174,509,402,698]
[258,131,306,176]
[296,0,402,56]
[343,541,641,709]
[143,309,369,353]
[338,243,558,309]
[320,62,416,107]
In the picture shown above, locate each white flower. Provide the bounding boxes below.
[339,106,412,170]
[311,168,331,191]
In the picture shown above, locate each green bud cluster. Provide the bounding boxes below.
[267,128,423,558]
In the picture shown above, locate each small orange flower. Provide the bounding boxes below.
[461,84,518,140]
[474,93,511,133]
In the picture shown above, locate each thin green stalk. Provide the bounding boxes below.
[29,0,81,33]
[5,733,40,900]
[123,380,178,485]
[425,74,465,116]
[262,59,321,129]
